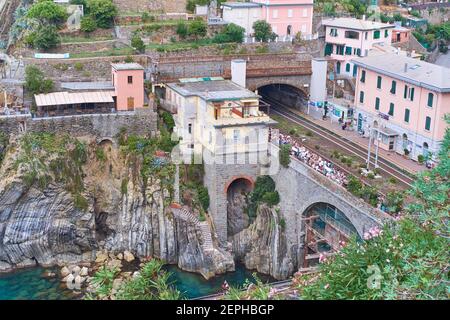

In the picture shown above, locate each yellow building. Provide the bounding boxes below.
[165,77,274,161]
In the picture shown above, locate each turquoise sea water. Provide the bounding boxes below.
[0,267,75,300]
[164,265,274,299]
[0,265,273,300]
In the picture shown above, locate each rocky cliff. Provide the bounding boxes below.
[0,133,233,279]
[232,205,295,280]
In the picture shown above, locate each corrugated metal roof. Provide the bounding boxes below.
[61,81,115,91]
[34,91,115,107]
[111,63,144,71]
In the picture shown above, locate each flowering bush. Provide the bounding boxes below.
[297,118,450,300]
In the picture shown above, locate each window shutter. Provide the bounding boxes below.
[404,108,410,123]
[425,117,431,131]
[427,93,434,107]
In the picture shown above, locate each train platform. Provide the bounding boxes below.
[289,108,428,175]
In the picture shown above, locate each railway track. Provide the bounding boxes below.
[192,279,294,300]
[263,96,415,188]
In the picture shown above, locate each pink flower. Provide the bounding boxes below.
[324,283,330,289]
[319,253,327,263]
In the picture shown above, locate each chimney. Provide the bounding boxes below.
[231,59,247,88]
[404,63,408,73]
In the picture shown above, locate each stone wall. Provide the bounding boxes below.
[0,108,158,138]
[204,157,261,244]
[23,55,149,83]
[272,149,390,267]
[113,0,187,13]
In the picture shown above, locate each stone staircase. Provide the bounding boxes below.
[170,204,214,252]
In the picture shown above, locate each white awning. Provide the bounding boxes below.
[34,91,115,107]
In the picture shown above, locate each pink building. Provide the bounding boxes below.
[112,63,145,111]
[323,18,394,78]
[222,0,313,38]
[352,53,450,162]
[391,25,411,44]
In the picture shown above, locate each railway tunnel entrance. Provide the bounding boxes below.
[258,84,308,114]
[302,202,360,268]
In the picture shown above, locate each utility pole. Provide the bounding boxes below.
[374,129,380,169]
[366,127,373,171]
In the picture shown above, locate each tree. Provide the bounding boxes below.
[32,25,61,51]
[131,34,145,53]
[279,144,291,168]
[87,0,118,29]
[80,16,97,33]
[188,19,207,39]
[253,20,275,42]
[27,0,68,26]
[25,65,54,95]
[213,23,245,43]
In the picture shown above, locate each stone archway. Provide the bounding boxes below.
[301,202,360,267]
[225,176,255,238]
[256,83,309,113]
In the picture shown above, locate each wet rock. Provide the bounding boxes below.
[74,275,85,286]
[123,251,135,263]
[71,266,81,275]
[80,266,89,276]
[95,252,108,264]
[60,266,70,278]
[232,205,295,280]
[64,273,75,284]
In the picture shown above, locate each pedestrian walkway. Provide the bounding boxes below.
[290,108,427,175]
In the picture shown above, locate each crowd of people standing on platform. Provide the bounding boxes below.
[272,129,349,187]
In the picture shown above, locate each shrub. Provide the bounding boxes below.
[279,144,291,168]
[188,19,207,39]
[417,154,425,164]
[131,34,145,53]
[176,22,188,39]
[389,177,397,184]
[253,20,275,42]
[346,175,363,196]
[367,172,375,179]
[87,0,118,29]
[124,55,134,63]
[25,65,54,95]
[141,12,151,23]
[32,25,61,51]
[262,191,280,206]
[95,147,106,162]
[74,193,89,211]
[385,191,404,213]
[197,186,210,211]
[212,23,245,44]
[74,62,84,71]
[161,112,175,132]
[27,0,68,26]
[80,16,97,33]
[278,217,286,230]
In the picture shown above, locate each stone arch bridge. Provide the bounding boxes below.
[204,143,389,247]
